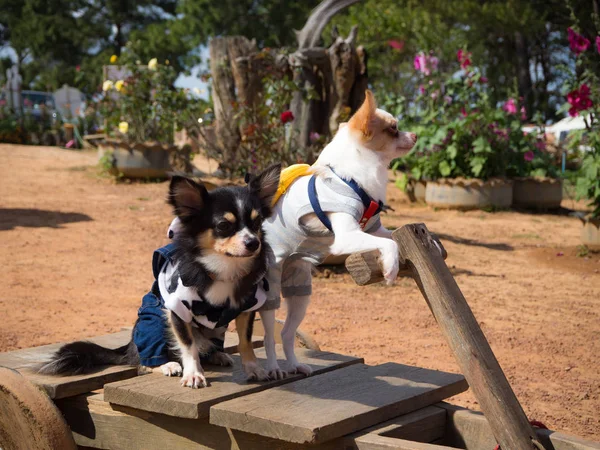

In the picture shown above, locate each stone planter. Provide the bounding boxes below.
[98,140,186,179]
[513,177,563,210]
[581,217,600,248]
[425,178,513,210]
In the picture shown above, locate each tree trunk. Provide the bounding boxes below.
[209,37,241,175]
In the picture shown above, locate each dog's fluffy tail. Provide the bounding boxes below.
[38,340,139,375]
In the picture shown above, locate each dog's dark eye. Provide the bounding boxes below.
[216,221,234,233]
[387,124,399,137]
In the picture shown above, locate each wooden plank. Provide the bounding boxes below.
[354,406,447,443]
[393,224,543,450]
[56,394,451,450]
[57,393,340,450]
[439,403,600,450]
[104,345,362,419]
[0,331,262,400]
[352,434,456,450]
[210,362,467,444]
[345,234,447,286]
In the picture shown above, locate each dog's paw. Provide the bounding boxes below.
[181,371,208,388]
[160,361,182,377]
[207,351,234,367]
[381,241,399,285]
[243,361,270,381]
[289,362,312,376]
[266,363,287,380]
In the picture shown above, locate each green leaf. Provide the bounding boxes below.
[439,160,452,177]
[447,144,458,160]
[395,173,410,192]
[472,136,489,154]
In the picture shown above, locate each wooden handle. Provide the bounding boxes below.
[393,223,544,450]
[345,233,447,285]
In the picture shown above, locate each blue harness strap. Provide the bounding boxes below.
[308,168,384,232]
[308,175,333,232]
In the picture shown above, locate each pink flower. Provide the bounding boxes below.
[520,106,527,120]
[428,55,439,71]
[418,85,426,95]
[535,141,546,151]
[280,110,294,124]
[444,95,452,105]
[568,28,590,55]
[0,99,5,106]
[431,90,439,100]
[503,98,517,115]
[524,151,534,162]
[76,65,81,72]
[309,131,320,143]
[596,36,600,54]
[388,40,404,51]
[413,52,429,75]
[566,84,593,117]
[460,108,468,118]
[480,76,488,83]
[457,49,472,70]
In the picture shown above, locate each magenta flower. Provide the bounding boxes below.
[520,106,527,120]
[503,98,517,115]
[309,131,320,143]
[596,36,600,54]
[566,84,593,117]
[457,49,472,70]
[428,55,439,71]
[460,108,468,118]
[567,28,590,55]
[388,40,404,51]
[418,85,426,95]
[524,151,534,162]
[535,141,546,151]
[414,52,429,75]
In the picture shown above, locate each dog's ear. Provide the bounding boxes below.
[248,163,281,209]
[168,176,208,218]
[348,89,377,139]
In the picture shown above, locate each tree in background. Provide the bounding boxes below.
[329,0,598,122]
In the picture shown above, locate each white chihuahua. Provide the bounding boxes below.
[245,90,418,380]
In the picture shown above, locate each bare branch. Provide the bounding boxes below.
[296,0,362,49]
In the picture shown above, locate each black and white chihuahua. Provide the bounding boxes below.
[39,164,281,388]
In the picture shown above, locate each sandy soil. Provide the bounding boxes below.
[1,144,599,440]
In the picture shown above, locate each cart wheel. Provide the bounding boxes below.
[253,317,321,351]
[0,367,77,450]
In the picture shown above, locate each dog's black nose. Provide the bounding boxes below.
[244,237,260,252]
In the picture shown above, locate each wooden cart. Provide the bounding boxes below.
[1,224,598,450]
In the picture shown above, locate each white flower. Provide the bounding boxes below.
[148,58,158,70]
[118,121,129,134]
[197,118,204,124]
[102,80,114,91]
[193,87,205,95]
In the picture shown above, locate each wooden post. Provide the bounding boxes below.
[347,223,545,450]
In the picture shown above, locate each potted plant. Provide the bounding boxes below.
[97,50,206,178]
[508,136,563,210]
[393,50,539,210]
[560,25,600,246]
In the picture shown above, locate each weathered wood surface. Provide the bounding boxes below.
[56,393,453,450]
[104,345,362,419]
[0,330,136,399]
[0,330,262,400]
[210,362,467,444]
[0,367,77,450]
[393,224,543,450]
[439,403,600,450]
[345,234,447,286]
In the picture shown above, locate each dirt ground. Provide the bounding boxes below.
[1,144,599,441]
